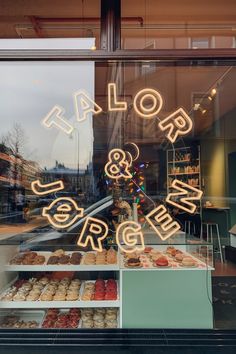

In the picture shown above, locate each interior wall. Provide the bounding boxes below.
[201,138,226,207]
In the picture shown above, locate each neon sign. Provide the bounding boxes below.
[42,105,74,135]
[42,85,193,144]
[166,179,203,214]
[104,148,132,180]
[108,83,127,112]
[158,108,193,144]
[116,221,145,253]
[37,84,203,252]
[73,90,102,122]
[145,205,181,241]
[77,217,108,252]
[31,180,64,195]
[133,88,163,119]
[42,197,84,229]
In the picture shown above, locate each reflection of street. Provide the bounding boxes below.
[0,215,48,240]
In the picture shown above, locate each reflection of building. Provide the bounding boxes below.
[41,161,92,197]
[0,144,41,214]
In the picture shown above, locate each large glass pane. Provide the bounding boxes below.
[0,59,236,330]
[121,0,236,49]
[0,0,100,48]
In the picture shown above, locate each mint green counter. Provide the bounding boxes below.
[122,270,213,328]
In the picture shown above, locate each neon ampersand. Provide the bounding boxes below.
[166,179,203,214]
[145,205,180,241]
[116,221,145,253]
[77,217,108,252]
[158,108,193,143]
[105,148,132,179]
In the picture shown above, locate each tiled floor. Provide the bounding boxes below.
[213,259,236,276]
[212,259,236,328]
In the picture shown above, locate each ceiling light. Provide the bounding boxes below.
[211,88,217,96]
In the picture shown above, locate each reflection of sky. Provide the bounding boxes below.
[0,61,94,170]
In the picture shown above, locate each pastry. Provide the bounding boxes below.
[82,320,93,328]
[53,293,66,301]
[105,319,117,328]
[170,249,177,257]
[70,252,82,265]
[53,249,65,257]
[41,293,53,301]
[47,256,59,265]
[181,257,197,267]
[13,293,26,301]
[144,247,153,253]
[66,293,79,301]
[175,253,184,262]
[81,308,93,316]
[26,293,40,301]
[42,308,80,329]
[105,313,117,321]
[33,255,45,265]
[127,258,141,267]
[94,320,105,328]
[81,292,92,301]
[155,256,169,267]
[58,255,70,264]
[166,246,175,254]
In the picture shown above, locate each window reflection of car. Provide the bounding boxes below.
[37,196,55,208]
[55,191,84,204]
[23,196,114,249]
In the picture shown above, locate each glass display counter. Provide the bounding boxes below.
[0,233,213,329]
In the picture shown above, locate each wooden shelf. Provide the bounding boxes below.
[168,172,200,176]
[168,158,199,164]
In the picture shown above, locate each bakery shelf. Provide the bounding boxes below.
[4,264,119,272]
[5,251,119,272]
[0,300,120,309]
[168,172,200,176]
[168,159,199,163]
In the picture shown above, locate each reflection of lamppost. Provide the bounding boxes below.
[70,125,80,192]
[77,128,80,192]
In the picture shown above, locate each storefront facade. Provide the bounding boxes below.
[0,0,236,352]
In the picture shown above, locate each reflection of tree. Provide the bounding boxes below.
[2,122,27,156]
[0,143,11,177]
[1,123,28,191]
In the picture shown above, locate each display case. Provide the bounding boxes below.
[0,230,213,329]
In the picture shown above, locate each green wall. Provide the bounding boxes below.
[122,270,213,329]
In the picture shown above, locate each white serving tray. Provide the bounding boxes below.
[119,249,214,271]
[41,308,81,329]
[0,310,45,328]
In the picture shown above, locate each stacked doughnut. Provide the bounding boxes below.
[81,308,118,328]
[10,251,45,265]
[94,279,117,301]
[42,308,80,328]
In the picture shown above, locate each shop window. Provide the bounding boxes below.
[0,59,236,331]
